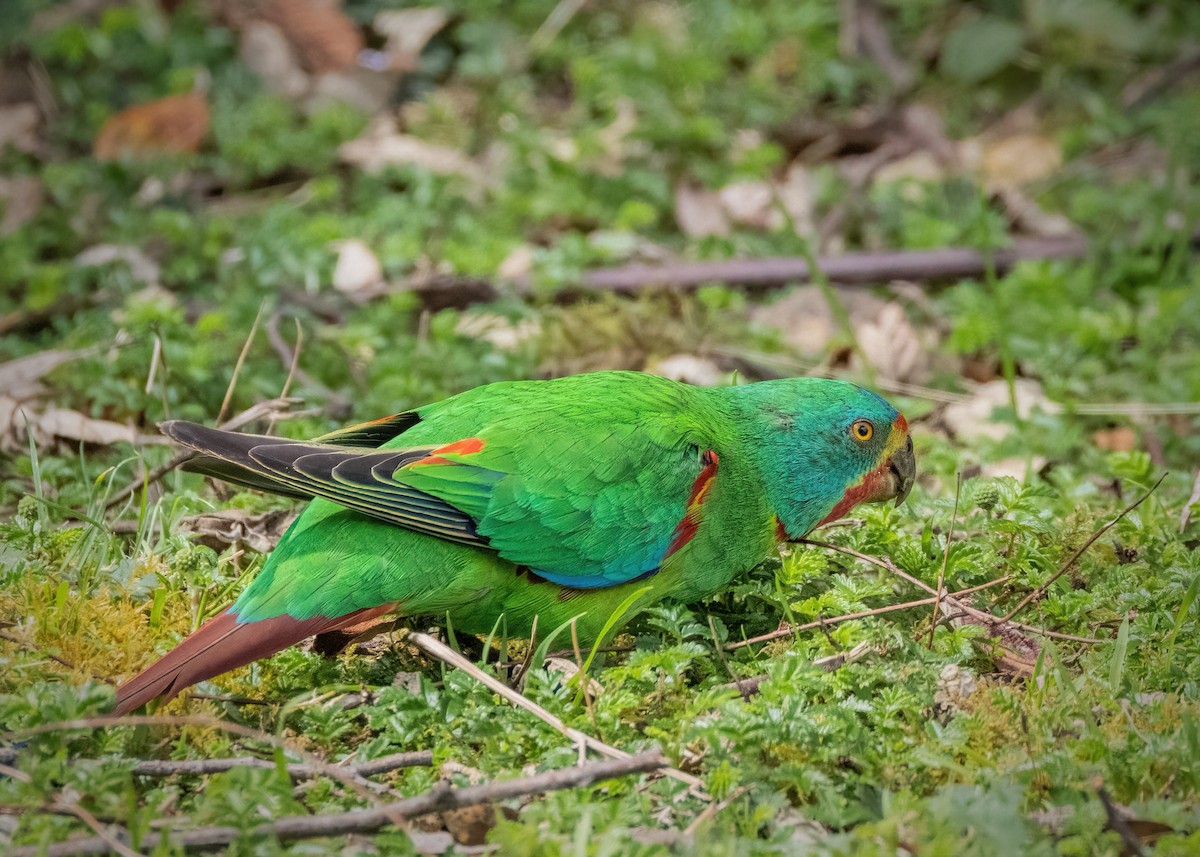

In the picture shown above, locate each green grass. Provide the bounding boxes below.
[2,0,1200,853]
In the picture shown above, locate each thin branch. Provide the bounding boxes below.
[723,641,874,698]
[1122,46,1200,111]
[1096,783,1149,857]
[682,784,753,837]
[726,576,1012,650]
[929,474,962,648]
[530,0,588,52]
[707,616,743,696]
[45,750,434,780]
[279,316,302,400]
[103,396,302,510]
[216,304,264,425]
[54,801,141,857]
[0,631,108,679]
[567,235,1092,294]
[406,631,707,795]
[10,752,667,857]
[1002,474,1166,621]
[937,610,1104,645]
[3,714,390,803]
[0,763,139,857]
[265,312,351,415]
[797,538,1108,647]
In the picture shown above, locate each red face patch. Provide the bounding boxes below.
[815,460,894,528]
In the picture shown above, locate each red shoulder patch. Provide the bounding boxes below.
[434,437,485,456]
[413,437,486,467]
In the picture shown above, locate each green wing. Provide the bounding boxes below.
[162,377,721,588]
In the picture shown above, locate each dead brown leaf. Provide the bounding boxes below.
[997,186,1078,238]
[941,378,1049,441]
[647,353,723,387]
[306,67,396,115]
[773,161,815,236]
[874,150,945,185]
[856,302,923,385]
[94,92,210,161]
[434,761,498,845]
[258,0,362,74]
[74,244,160,287]
[240,20,309,99]
[0,176,44,235]
[1181,469,1200,532]
[0,102,41,153]
[673,181,729,238]
[1093,426,1138,453]
[339,117,482,180]
[0,399,152,451]
[373,7,449,71]
[751,286,938,384]
[543,656,605,697]
[718,180,779,230]
[0,348,93,400]
[330,238,383,294]
[454,312,540,351]
[0,348,160,451]
[948,612,1041,678]
[981,133,1062,191]
[179,509,296,554]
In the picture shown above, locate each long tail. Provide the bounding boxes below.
[113,604,394,715]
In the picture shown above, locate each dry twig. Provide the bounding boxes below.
[795,539,1101,658]
[9,752,667,856]
[723,641,874,697]
[407,631,708,795]
[1002,474,1166,622]
[1,750,435,781]
[929,474,962,647]
[1096,782,1149,857]
[103,396,302,510]
[3,714,390,802]
[725,576,1012,650]
[0,763,139,857]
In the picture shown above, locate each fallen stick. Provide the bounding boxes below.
[10,752,667,857]
[725,575,1012,650]
[0,749,433,780]
[1002,474,1166,621]
[574,235,1090,293]
[797,539,1106,648]
[722,641,875,697]
[380,234,1102,310]
[407,632,708,794]
[103,396,303,510]
[3,714,390,802]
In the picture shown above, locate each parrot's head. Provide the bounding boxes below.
[730,378,915,539]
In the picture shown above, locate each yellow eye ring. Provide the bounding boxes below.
[851,420,874,443]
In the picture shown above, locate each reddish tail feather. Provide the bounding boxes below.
[113,605,394,715]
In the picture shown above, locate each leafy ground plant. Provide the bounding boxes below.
[2,0,1200,854]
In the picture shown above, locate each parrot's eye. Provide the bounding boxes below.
[850,420,874,443]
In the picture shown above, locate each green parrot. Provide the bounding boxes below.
[114,371,915,713]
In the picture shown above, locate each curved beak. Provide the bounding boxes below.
[886,435,916,507]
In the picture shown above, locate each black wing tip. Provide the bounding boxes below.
[159,419,229,452]
[157,419,184,438]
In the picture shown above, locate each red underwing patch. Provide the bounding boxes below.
[664,450,719,558]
